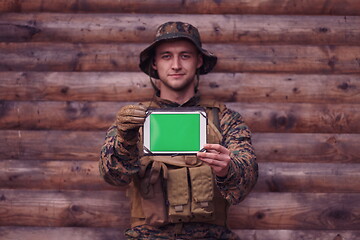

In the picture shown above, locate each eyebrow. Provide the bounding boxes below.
[158,50,195,55]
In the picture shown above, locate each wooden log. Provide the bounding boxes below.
[0,227,359,240]
[0,189,359,230]
[229,102,360,134]
[0,189,130,228]
[1,43,360,74]
[0,100,123,131]
[255,162,360,193]
[0,72,155,102]
[0,130,104,161]
[252,133,360,163]
[1,100,360,134]
[0,130,359,163]
[1,72,359,104]
[0,226,126,240]
[1,0,360,15]
[1,13,360,45]
[233,230,360,240]
[228,192,360,230]
[0,42,139,72]
[1,160,359,193]
[0,160,121,191]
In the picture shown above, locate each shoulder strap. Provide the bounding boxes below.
[140,101,160,108]
[198,99,225,134]
[198,99,225,111]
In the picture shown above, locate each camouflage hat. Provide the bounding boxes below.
[139,21,217,79]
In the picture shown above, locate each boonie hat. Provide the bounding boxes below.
[139,21,217,79]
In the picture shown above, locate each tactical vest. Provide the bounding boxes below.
[128,99,229,228]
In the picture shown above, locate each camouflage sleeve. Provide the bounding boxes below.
[216,107,258,205]
[98,124,140,186]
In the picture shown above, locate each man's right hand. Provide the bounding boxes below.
[116,105,147,145]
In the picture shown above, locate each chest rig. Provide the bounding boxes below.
[128,100,229,228]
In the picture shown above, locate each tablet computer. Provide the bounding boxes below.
[143,107,207,155]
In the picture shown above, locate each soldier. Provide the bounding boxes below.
[99,21,258,240]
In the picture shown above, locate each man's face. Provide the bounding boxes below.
[152,39,203,94]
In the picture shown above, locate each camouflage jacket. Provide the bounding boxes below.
[99,95,258,239]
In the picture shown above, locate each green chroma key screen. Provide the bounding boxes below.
[143,108,206,155]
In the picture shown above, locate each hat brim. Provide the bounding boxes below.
[139,36,217,79]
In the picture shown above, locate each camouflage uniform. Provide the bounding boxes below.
[99,21,258,239]
[99,95,258,240]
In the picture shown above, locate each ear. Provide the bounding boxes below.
[197,54,203,69]
[152,59,157,70]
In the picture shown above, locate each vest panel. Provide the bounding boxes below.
[129,100,229,228]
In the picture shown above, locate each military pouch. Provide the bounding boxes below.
[138,164,168,227]
[189,165,215,221]
[141,178,167,226]
[167,167,191,223]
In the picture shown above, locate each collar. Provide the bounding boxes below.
[153,94,201,108]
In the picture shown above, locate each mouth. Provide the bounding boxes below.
[168,73,185,78]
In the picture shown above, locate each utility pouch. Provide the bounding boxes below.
[138,163,168,226]
[140,177,168,226]
[167,167,191,223]
[189,165,215,221]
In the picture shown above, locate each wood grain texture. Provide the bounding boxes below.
[0,227,359,240]
[0,1,359,238]
[229,102,360,134]
[1,160,359,193]
[228,192,360,230]
[0,226,126,240]
[233,230,360,240]
[1,100,360,133]
[0,190,359,230]
[0,130,104,161]
[1,14,359,45]
[0,189,130,228]
[1,43,360,73]
[1,0,360,15]
[0,160,121,191]
[252,133,360,163]
[1,227,358,240]
[0,130,359,163]
[1,72,359,104]
[255,162,360,193]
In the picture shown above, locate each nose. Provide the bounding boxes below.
[171,56,182,70]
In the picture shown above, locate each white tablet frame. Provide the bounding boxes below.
[143,107,207,155]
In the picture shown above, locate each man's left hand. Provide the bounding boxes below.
[197,144,231,178]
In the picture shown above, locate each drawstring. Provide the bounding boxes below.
[148,63,161,96]
[194,70,200,93]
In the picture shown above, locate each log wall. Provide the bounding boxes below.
[0,1,359,240]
